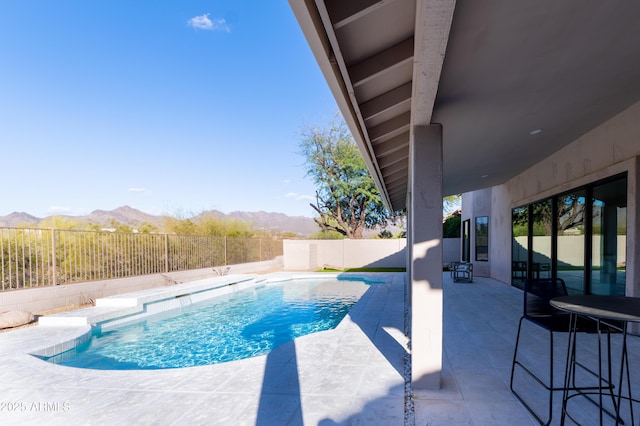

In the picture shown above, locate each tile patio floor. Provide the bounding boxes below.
[1,272,640,425]
[417,274,640,426]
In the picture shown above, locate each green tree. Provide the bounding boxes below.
[377,229,394,239]
[162,212,256,237]
[299,117,397,239]
[163,216,197,235]
[107,219,133,233]
[309,230,345,240]
[194,214,254,237]
[39,216,83,230]
[443,214,461,238]
[443,195,461,215]
[137,221,159,234]
[513,195,586,236]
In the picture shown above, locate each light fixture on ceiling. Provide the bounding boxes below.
[529,129,542,135]
[481,174,489,178]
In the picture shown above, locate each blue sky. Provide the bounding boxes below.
[0,1,338,219]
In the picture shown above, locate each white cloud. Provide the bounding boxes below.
[285,192,314,201]
[128,187,146,193]
[187,13,231,32]
[283,179,292,184]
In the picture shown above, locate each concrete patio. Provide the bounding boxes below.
[1,272,640,425]
[420,274,640,426]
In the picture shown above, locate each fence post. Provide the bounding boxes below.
[51,229,57,286]
[224,236,228,266]
[164,233,169,273]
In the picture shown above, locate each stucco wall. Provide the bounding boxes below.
[442,238,461,266]
[283,239,407,270]
[469,99,640,289]
[283,238,459,271]
[461,188,492,277]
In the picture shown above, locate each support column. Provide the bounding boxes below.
[410,124,444,392]
[628,156,640,299]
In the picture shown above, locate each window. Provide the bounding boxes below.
[510,173,627,295]
[591,179,626,296]
[532,199,553,281]
[557,191,586,294]
[475,216,488,261]
[511,206,528,286]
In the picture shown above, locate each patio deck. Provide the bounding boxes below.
[1,273,639,425]
[417,274,640,426]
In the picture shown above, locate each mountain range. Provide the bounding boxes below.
[0,205,320,236]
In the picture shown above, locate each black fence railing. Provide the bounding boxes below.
[0,227,283,290]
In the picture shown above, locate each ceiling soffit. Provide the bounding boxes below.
[314,0,418,212]
[291,0,454,212]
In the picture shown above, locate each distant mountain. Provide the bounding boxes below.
[194,210,319,236]
[0,206,405,237]
[0,206,319,236]
[85,206,163,227]
[229,211,319,235]
[0,212,40,227]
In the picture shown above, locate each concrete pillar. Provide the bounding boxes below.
[406,191,413,302]
[628,157,640,299]
[628,158,640,334]
[410,124,444,391]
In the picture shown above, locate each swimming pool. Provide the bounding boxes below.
[42,277,370,370]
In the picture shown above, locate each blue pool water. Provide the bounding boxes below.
[43,278,369,370]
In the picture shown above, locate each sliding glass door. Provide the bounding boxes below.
[511,174,627,295]
[556,192,586,294]
[591,179,626,296]
[532,199,553,281]
[511,207,528,287]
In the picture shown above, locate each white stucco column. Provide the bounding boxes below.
[410,124,444,391]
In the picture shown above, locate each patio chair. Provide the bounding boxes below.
[449,261,461,279]
[452,262,473,282]
[510,278,619,425]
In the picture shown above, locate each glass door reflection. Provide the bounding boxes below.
[591,177,626,296]
[556,192,586,294]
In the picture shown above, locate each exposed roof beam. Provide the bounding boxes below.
[411,0,456,126]
[294,0,394,209]
[386,177,409,193]
[379,149,409,169]
[390,195,406,208]
[368,111,411,142]
[386,174,409,192]
[373,132,410,157]
[350,37,414,88]
[361,82,412,121]
[383,160,409,177]
[326,0,404,29]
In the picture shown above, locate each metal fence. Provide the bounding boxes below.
[0,227,283,290]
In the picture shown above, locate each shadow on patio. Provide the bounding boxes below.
[415,273,640,426]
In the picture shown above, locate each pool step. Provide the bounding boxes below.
[38,274,257,328]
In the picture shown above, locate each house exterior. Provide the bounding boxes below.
[288,0,640,393]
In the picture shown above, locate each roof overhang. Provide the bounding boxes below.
[290,0,640,212]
